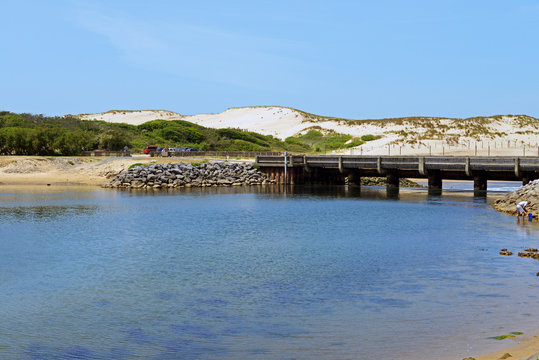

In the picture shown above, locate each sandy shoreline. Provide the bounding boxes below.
[0,156,205,187]
[475,334,539,360]
[0,156,538,360]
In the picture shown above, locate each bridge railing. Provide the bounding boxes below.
[348,142,539,157]
[256,155,539,173]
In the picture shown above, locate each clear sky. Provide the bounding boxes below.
[2,0,539,119]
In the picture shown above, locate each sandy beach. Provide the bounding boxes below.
[0,156,205,186]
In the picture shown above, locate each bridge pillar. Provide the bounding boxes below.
[286,167,292,184]
[386,171,399,191]
[428,170,442,194]
[474,171,487,195]
[273,168,280,184]
[347,169,361,186]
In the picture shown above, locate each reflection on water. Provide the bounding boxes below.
[0,184,538,360]
[0,205,98,221]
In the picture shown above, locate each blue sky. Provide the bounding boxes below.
[2,0,539,119]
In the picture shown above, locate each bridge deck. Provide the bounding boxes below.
[255,155,539,186]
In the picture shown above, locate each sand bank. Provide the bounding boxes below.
[0,156,196,186]
[475,333,539,360]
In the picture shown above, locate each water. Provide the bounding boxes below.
[1,184,538,360]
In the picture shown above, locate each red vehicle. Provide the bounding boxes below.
[143,146,158,154]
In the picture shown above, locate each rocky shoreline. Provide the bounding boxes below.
[493,179,538,216]
[103,161,428,190]
[103,162,275,189]
[359,177,424,188]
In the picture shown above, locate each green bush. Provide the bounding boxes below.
[361,134,381,141]
[346,139,365,148]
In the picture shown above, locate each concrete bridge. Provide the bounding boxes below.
[255,155,539,194]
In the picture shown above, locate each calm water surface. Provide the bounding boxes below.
[1,184,538,360]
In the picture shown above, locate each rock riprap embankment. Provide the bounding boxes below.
[359,177,424,188]
[492,179,539,215]
[104,162,275,189]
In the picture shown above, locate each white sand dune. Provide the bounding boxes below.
[77,107,539,156]
[78,110,182,125]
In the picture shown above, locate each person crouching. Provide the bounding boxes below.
[516,200,530,219]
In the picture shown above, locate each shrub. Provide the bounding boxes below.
[361,134,381,141]
[128,163,145,169]
[346,139,365,148]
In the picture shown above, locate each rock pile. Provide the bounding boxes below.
[493,179,539,215]
[518,248,539,259]
[103,162,275,189]
[358,177,424,188]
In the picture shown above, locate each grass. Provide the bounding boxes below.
[128,163,145,169]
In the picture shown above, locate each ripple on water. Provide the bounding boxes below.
[3,187,539,360]
[170,322,217,339]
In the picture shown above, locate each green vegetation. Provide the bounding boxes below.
[128,163,145,169]
[492,332,523,340]
[284,129,380,152]
[285,128,364,151]
[360,134,381,141]
[0,112,129,155]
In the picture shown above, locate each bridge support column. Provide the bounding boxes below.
[347,169,361,186]
[386,171,399,191]
[428,170,442,194]
[474,171,487,195]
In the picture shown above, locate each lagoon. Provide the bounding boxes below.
[1,184,538,360]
